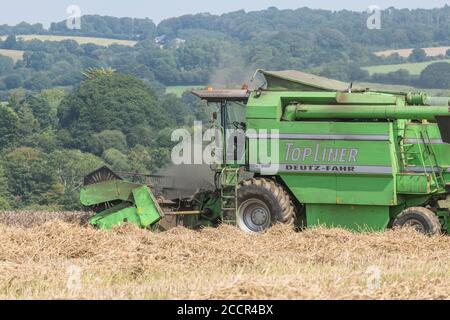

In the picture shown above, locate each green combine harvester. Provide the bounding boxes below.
[80,70,450,235]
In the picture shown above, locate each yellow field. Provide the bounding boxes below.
[0,211,449,300]
[0,49,25,62]
[0,35,137,47]
[374,46,450,58]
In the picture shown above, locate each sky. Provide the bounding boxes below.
[0,0,449,27]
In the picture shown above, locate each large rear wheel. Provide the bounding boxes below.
[392,207,441,235]
[237,178,296,233]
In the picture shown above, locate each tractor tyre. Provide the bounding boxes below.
[392,207,441,235]
[236,178,296,233]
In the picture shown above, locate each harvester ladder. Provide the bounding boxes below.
[220,167,240,225]
[421,128,445,189]
[400,125,428,173]
[401,125,445,190]
[400,127,424,170]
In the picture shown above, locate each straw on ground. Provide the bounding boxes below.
[0,211,448,300]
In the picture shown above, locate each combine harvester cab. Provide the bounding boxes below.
[81,69,450,235]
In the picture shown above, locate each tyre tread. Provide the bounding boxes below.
[393,206,441,235]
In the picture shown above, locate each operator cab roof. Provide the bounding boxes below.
[191,89,249,102]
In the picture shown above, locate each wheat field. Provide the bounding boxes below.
[374,46,450,58]
[0,211,449,300]
[0,49,25,62]
[362,59,450,75]
[0,35,137,47]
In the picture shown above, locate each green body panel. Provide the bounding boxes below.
[337,176,395,205]
[280,174,336,204]
[306,204,390,231]
[396,174,431,194]
[279,175,395,206]
[246,106,279,119]
[80,180,143,206]
[90,206,141,230]
[247,119,395,136]
[132,186,163,227]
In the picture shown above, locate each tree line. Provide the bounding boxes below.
[1,7,450,93]
[0,71,207,210]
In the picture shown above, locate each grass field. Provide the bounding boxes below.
[0,211,449,300]
[358,81,450,96]
[0,49,25,62]
[362,59,450,76]
[0,35,137,47]
[166,85,205,97]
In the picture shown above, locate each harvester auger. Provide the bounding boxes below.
[81,69,450,235]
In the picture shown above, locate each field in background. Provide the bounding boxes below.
[0,211,448,300]
[359,81,450,96]
[0,35,137,47]
[166,85,204,97]
[0,49,25,62]
[374,46,450,58]
[362,59,450,75]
